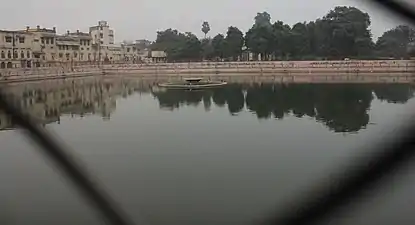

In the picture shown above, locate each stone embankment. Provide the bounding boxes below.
[0,65,101,83]
[103,60,415,76]
[1,60,415,83]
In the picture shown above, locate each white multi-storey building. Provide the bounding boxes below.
[89,21,114,46]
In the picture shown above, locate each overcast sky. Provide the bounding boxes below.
[0,0,410,42]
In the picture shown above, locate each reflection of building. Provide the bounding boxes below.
[0,77,152,131]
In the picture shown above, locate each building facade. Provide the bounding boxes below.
[0,30,35,69]
[0,21,154,69]
[89,21,114,46]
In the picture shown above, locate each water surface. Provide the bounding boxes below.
[0,77,414,225]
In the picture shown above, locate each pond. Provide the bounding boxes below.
[0,77,414,225]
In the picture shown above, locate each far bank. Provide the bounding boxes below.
[1,60,415,84]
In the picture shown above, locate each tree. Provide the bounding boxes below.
[224,26,244,61]
[321,6,374,59]
[254,12,272,28]
[152,29,201,62]
[201,38,214,60]
[290,22,311,59]
[212,34,226,60]
[245,25,274,60]
[375,25,415,59]
[245,11,274,60]
[202,21,211,38]
[272,21,292,59]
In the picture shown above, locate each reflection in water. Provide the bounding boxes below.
[0,78,152,131]
[152,83,415,133]
[0,78,414,225]
[0,78,414,134]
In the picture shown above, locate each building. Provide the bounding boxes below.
[1,21,153,68]
[67,30,93,63]
[25,26,58,67]
[89,21,114,46]
[100,44,123,62]
[0,29,35,69]
[150,50,167,63]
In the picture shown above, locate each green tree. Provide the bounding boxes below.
[375,25,415,59]
[290,22,311,59]
[201,21,211,38]
[152,29,201,62]
[272,21,292,60]
[201,38,214,60]
[254,12,272,28]
[322,6,374,59]
[212,34,226,60]
[245,11,274,60]
[224,27,244,61]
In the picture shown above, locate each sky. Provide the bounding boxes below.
[0,0,411,43]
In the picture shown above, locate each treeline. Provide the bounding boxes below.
[152,84,415,133]
[150,6,415,62]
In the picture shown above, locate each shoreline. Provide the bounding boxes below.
[0,60,414,84]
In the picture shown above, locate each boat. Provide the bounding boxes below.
[157,78,227,90]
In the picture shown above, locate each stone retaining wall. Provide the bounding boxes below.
[1,60,415,84]
[103,60,415,75]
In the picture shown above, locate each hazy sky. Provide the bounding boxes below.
[0,0,410,42]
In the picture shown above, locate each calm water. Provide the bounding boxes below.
[1,77,415,225]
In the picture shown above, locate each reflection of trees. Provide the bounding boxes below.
[153,84,415,133]
[154,90,212,110]
[313,84,373,133]
[373,84,415,104]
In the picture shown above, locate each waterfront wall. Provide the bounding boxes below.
[103,60,415,75]
[1,60,415,83]
[0,65,102,83]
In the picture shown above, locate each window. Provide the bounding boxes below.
[27,51,30,58]
[41,37,45,44]
[66,46,69,50]
[21,51,24,59]
[80,53,84,60]
[100,33,103,38]
[87,40,90,45]
[100,41,103,44]
[46,38,50,44]
[7,62,12,68]
[34,39,39,42]
[87,48,90,50]
[7,51,11,58]
[59,53,63,58]
[51,53,55,60]
[81,47,84,50]
[74,52,78,58]
[1,51,4,58]
[42,55,45,60]
[19,37,25,43]
[0,62,5,69]
[5,36,12,43]
[88,53,91,60]
[127,48,130,52]
[13,51,18,59]
[100,26,103,30]
[66,53,70,60]
[51,39,54,44]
